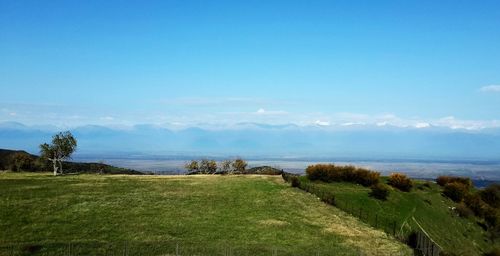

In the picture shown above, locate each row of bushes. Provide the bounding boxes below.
[185,158,247,174]
[305,164,415,202]
[285,171,405,202]
[370,183,391,200]
[306,164,380,187]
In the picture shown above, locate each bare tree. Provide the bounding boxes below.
[40,131,77,176]
[219,160,233,174]
[185,160,199,174]
[232,158,247,174]
[200,159,217,174]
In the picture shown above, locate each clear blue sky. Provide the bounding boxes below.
[1,0,499,129]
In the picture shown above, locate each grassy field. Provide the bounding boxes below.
[0,172,411,255]
[297,176,494,255]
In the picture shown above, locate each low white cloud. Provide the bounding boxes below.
[255,108,288,115]
[100,116,115,121]
[315,120,330,126]
[159,97,279,106]
[435,116,500,130]
[480,85,500,92]
[341,122,365,126]
[1,101,499,131]
[415,122,430,128]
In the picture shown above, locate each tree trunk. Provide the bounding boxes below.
[52,159,58,176]
[58,160,63,175]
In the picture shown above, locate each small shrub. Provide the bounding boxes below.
[290,176,301,188]
[483,207,500,228]
[480,184,500,209]
[417,182,432,190]
[464,193,489,217]
[320,191,336,205]
[436,176,472,189]
[443,182,469,202]
[436,176,451,186]
[313,189,336,206]
[370,183,390,200]
[388,173,413,192]
[298,181,312,192]
[355,168,380,186]
[455,203,473,218]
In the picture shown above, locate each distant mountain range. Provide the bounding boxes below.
[1,121,500,160]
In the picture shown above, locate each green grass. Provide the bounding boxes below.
[0,172,410,255]
[298,176,494,255]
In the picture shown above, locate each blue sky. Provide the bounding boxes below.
[1,0,500,129]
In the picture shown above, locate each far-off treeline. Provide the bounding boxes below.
[184,158,247,174]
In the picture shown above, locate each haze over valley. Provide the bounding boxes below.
[2,121,499,181]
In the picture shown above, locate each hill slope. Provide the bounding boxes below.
[0,173,411,255]
[297,176,495,255]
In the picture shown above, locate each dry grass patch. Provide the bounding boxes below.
[257,219,290,227]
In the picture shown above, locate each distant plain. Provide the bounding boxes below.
[75,156,500,183]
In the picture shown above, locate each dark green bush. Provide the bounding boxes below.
[8,152,35,172]
[464,193,489,217]
[480,184,500,209]
[370,183,390,200]
[388,173,413,192]
[320,191,336,205]
[455,203,473,218]
[443,182,469,202]
[291,176,301,188]
[484,207,499,228]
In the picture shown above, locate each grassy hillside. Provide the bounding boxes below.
[0,172,411,255]
[297,176,494,255]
